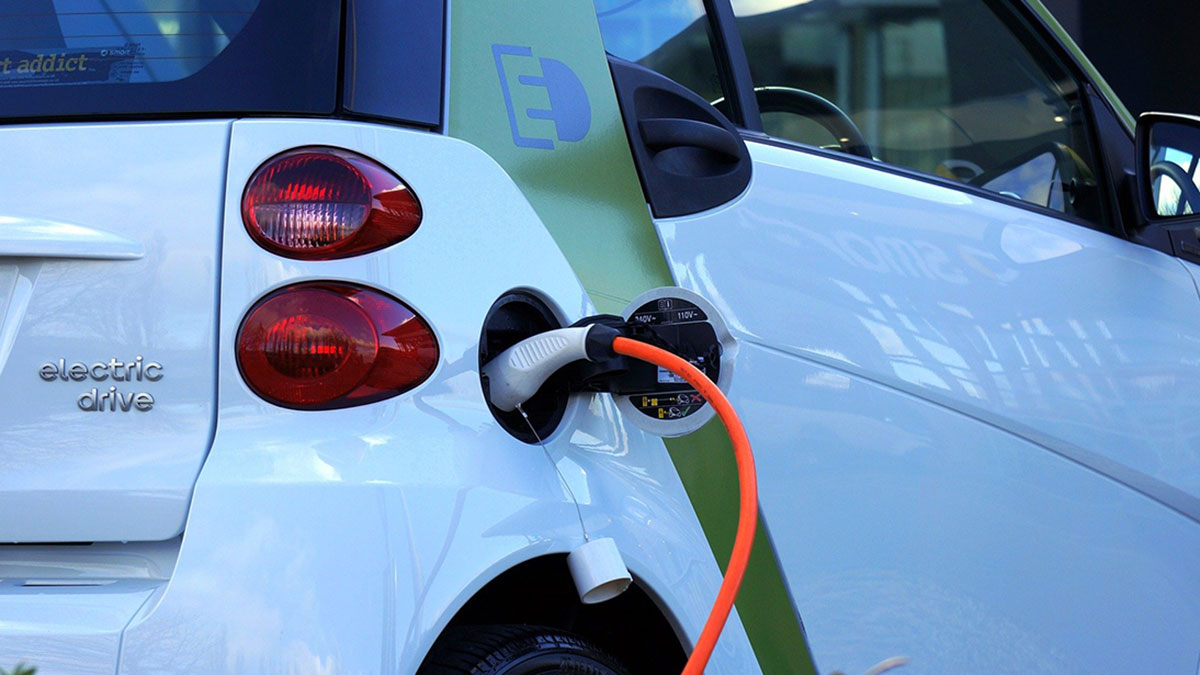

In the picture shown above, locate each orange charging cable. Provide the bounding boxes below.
[610,336,758,675]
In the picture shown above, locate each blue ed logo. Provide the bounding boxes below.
[492,44,591,149]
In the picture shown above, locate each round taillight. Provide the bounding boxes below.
[237,282,438,409]
[242,147,421,259]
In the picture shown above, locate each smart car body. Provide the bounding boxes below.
[1,1,1198,673]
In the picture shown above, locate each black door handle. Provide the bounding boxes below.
[609,55,751,216]
[639,118,742,160]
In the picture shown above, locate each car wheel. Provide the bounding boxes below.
[419,624,632,675]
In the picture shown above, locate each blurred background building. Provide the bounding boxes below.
[1042,0,1200,116]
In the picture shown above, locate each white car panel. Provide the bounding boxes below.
[0,215,144,260]
[1177,257,1200,305]
[0,122,227,543]
[106,120,760,674]
[0,580,160,675]
[736,340,1200,673]
[0,538,178,672]
[655,140,1200,672]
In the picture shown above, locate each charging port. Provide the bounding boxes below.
[479,292,570,443]
[611,287,737,438]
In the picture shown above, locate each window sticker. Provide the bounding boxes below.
[0,1,257,89]
[0,43,144,87]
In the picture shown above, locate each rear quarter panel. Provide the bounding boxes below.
[116,120,760,674]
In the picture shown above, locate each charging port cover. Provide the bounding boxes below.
[616,287,737,437]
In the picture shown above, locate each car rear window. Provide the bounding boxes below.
[0,0,340,119]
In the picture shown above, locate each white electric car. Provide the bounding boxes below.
[2,1,1199,674]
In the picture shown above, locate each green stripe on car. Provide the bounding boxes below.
[446,2,817,673]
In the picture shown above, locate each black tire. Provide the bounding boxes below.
[418,625,632,675]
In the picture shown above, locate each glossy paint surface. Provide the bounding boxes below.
[0,538,178,671]
[106,120,759,674]
[0,581,160,674]
[0,122,226,543]
[1179,258,1200,306]
[655,141,1200,672]
[0,215,144,260]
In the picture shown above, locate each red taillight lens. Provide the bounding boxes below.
[242,147,421,259]
[237,282,438,409]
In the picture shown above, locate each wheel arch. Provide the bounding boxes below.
[416,553,688,674]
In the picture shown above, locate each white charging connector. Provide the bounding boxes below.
[482,323,632,606]
[481,324,616,412]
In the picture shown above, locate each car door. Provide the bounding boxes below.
[597,1,1200,673]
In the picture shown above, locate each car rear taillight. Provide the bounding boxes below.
[242,147,421,259]
[237,282,438,409]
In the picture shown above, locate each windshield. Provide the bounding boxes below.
[0,0,339,119]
